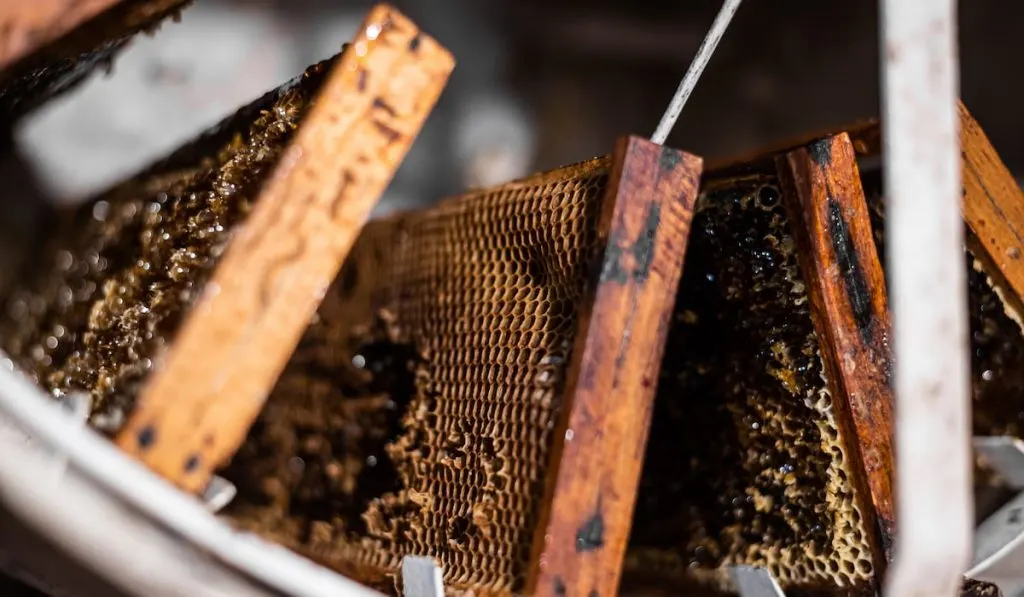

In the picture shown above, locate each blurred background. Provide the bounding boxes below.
[0,1,1021,594]
[1,1,1022,329]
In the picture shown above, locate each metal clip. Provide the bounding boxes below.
[202,475,237,514]
[729,565,786,597]
[969,436,1024,597]
[401,555,444,597]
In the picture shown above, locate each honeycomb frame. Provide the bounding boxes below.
[621,101,1017,596]
[0,4,454,495]
[624,134,893,596]
[224,135,703,596]
[110,3,453,494]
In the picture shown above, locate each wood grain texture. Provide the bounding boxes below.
[960,102,1024,313]
[527,136,702,597]
[776,134,895,578]
[114,3,454,493]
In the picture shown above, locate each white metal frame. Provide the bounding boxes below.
[881,1,972,596]
[0,363,383,597]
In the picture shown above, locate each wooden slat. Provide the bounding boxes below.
[960,102,1024,311]
[707,119,882,177]
[115,4,454,493]
[527,136,702,597]
[0,0,187,75]
[776,134,896,576]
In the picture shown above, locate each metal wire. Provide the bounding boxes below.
[650,0,743,145]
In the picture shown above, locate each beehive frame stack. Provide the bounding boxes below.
[225,136,702,597]
[0,2,454,498]
[623,133,893,596]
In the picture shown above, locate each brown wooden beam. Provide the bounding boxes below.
[776,133,896,577]
[960,101,1024,314]
[115,3,454,493]
[528,136,702,597]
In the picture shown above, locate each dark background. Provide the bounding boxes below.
[0,1,1021,593]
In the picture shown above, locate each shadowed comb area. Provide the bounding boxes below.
[224,157,613,594]
[625,173,876,595]
[861,165,1024,523]
[0,0,193,129]
[0,58,333,432]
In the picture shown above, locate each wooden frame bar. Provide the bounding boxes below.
[0,0,179,72]
[223,137,701,596]
[959,102,1024,315]
[527,136,702,597]
[114,4,454,493]
[776,133,896,573]
[0,0,191,125]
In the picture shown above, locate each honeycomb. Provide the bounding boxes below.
[224,157,612,594]
[625,175,876,593]
[0,60,332,432]
[0,1,192,128]
[861,167,1024,520]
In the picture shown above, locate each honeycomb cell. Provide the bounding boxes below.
[225,158,612,594]
[626,176,875,592]
[0,61,331,430]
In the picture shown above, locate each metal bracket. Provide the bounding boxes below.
[401,555,444,597]
[969,436,1024,597]
[729,565,786,597]
[202,475,237,514]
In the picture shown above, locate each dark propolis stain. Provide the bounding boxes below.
[357,69,368,92]
[373,121,402,143]
[632,203,661,284]
[372,97,397,117]
[599,203,661,286]
[137,425,156,450]
[184,454,200,473]
[409,34,422,52]
[659,146,682,171]
[827,198,875,344]
[575,511,605,552]
[876,517,895,562]
[554,577,567,596]
[808,138,833,168]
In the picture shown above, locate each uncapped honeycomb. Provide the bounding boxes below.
[224,157,612,594]
[0,60,331,432]
[861,167,1024,520]
[625,175,876,594]
[0,0,192,128]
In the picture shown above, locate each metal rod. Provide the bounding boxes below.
[650,0,743,145]
[880,1,970,596]
[0,363,383,597]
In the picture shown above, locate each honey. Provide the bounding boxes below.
[626,176,875,593]
[0,61,330,431]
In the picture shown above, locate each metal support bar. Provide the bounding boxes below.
[880,1,970,595]
[969,437,1024,597]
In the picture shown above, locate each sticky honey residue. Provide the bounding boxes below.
[627,178,874,592]
[0,64,329,431]
[225,161,612,594]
